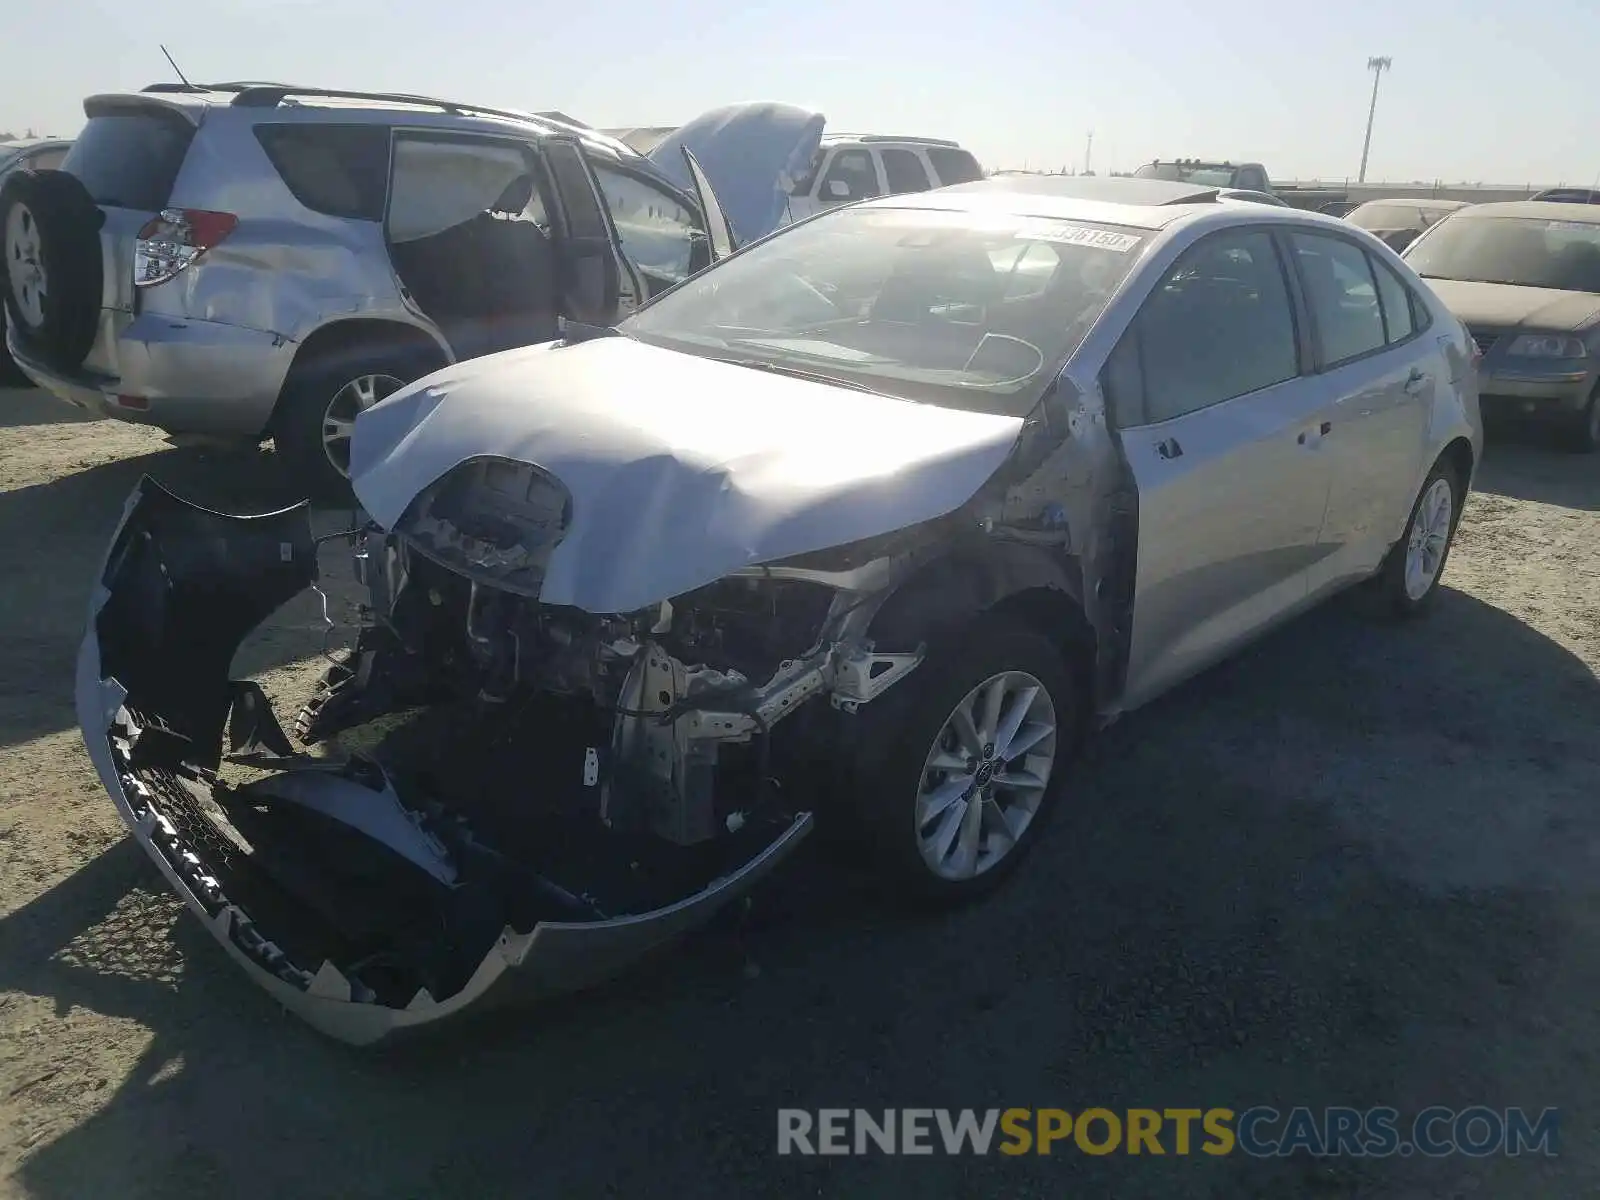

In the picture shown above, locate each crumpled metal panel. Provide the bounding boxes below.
[349,336,1024,615]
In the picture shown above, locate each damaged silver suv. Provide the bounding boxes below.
[78,176,1482,1045]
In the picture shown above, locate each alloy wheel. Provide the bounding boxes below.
[915,670,1058,881]
[1404,476,1455,601]
[4,202,46,330]
[321,373,404,478]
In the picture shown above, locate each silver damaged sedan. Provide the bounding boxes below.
[77,175,1482,1044]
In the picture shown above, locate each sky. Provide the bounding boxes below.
[8,0,1600,186]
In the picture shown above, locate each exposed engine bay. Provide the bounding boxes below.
[77,475,932,1045]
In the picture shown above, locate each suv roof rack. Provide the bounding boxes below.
[836,134,962,148]
[132,82,564,128]
[226,84,558,125]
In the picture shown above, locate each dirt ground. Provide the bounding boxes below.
[1,384,1596,1199]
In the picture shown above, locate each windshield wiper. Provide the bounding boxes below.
[713,356,884,394]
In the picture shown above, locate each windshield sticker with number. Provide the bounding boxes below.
[1016,223,1142,252]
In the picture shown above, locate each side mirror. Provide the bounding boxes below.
[827,179,851,199]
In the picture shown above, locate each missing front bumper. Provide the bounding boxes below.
[76,478,811,1046]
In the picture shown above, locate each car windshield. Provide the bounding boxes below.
[618,206,1149,415]
[1350,204,1427,230]
[1406,215,1600,293]
[1135,162,1236,187]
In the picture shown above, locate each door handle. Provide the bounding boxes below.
[1404,368,1429,395]
[1155,436,1183,460]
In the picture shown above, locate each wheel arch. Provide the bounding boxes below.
[272,318,450,428]
[867,540,1094,680]
[1437,435,1475,495]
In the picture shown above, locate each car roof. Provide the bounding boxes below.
[1352,197,1469,212]
[885,174,1346,232]
[1452,200,1600,222]
[88,85,637,159]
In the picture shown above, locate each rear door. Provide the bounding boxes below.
[1285,229,1431,587]
[58,101,197,374]
[879,146,934,196]
[540,138,638,322]
[1109,226,1333,708]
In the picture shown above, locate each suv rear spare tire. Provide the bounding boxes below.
[0,169,103,372]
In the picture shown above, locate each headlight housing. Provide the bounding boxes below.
[394,456,572,596]
[1505,333,1587,359]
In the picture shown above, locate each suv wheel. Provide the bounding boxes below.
[849,618,1084,904]
[272,345,435,503]
[0,170,102,372]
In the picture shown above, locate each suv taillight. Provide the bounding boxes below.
[133,209,237,288]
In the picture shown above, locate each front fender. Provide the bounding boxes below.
[865,538,1084,651]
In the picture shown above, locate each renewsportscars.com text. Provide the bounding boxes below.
[776,1107,1559,1158]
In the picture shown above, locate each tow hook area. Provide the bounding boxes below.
[76,477,811,1045]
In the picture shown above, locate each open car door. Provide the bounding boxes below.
[683,147,737,262]
[540,137,644,321]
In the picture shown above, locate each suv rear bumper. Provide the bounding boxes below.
[8,313,294,437]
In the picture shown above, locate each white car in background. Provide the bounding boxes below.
[781,134,985,223]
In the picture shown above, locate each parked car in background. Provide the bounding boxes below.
[1529,187,1600,205]
[0,136,72,385]
[1132,159,1347,211]
[780,133,984,222]
[1215,188,1287,207]
[1404,200,1600,451]
[0,85,805,497]
[78,174,1479,1044]
[1345,197,1471,253]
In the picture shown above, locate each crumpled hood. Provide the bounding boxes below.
[647,102,825,244]
[1423,278,1600,333]
[350,336,1024,614]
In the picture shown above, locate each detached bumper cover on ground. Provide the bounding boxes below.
[75,478,811,1046]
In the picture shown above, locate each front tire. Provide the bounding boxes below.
[1374,459,1461,617]
[1560,387,1600,454]
[848,618,1085,904]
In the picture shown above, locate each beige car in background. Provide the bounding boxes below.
[1405,200,1600,451]
[1346,197,1471,253]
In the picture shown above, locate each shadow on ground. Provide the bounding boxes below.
[1475,427,1600,511]
[4,586,1593,1199]
[0,389,96,430]
[0,443,360,750]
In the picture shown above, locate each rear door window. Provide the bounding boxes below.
[880,147,933,194]
[62,110,194,210]
[256,124,391,221]
[1371,258,1417,344]
[926,147,984,185]
[817,149,881,202]
[1289,231,1386,365]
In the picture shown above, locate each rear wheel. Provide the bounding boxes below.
[847,618,1085,904]
[1373,459,1461,617]
[271,344,435,503]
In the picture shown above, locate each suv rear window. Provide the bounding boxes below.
[926,147,984,186]
[255,124,391,221]
[63,110,194,210]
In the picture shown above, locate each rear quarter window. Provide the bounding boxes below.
[255,124,392,221]
[63,111,194,210]
[926,147,984,185]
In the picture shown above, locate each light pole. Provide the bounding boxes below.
[1357,56,1392,183]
